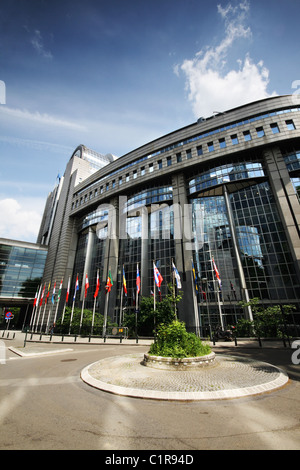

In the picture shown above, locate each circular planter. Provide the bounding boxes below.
[143,351,215,370]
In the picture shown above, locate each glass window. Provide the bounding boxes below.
[149,163,154,172]
[157,160,162,169]
[141,166,145,176]
[270,123,280,134]
[176,152,182,163]
[256,127,265,137]
[167,156,172,166]
[186,149,192,159]
[197,145,203,156]
[126,173,130,182]
[243,130,252,141]
[119,176,122,185]
[207,141,214,152]
[133,170,137,179]
[112,179,116,188]
[219,138,226,149]
[231,134,239,145]
[286,119,296,130]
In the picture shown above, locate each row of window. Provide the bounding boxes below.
[198,120,295,154]
[72,119,297,210]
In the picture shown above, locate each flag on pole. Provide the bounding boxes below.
[73,275,79,301]
[40,284,46,306]
[33,286,40,306]
[94,270,100,298]
[172,261,182,289]
[212,256,222,289]
[136,264,140,294]
[84,274,89,298]
[123,266,127,296]
[66,276,70,303]
[191,261,198,291]
[51,280,57,304]
[45,281,51,304]
[57,279,63,302]
[105,270,113,293]
[153,263,163,288]
[199,285,207,300]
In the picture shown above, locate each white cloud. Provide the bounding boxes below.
[176,1,277,117]
[31,30,53,59]
[0,106,86,131]
[0,198,44,243]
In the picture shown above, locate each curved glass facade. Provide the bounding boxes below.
[37,96,300,334]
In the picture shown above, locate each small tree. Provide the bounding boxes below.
[239,298,295,338]
[123,284,183,336]
[59,306,117,335]
[149,320,211,358]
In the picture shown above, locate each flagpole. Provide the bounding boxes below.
[35,297,43,332]
[30,285,41,330]
[135,263,139,341]
[53,279,63,327]
[40,297,47,332]
[103,268,112,338]
[61,276,70,326]
[191,260,200,337]
[153,261,157,336]
[171,258,177,320]
[103,289,109,337]
[79,296,85,334]
[211,253,224,329]
[46,280,56,333]
[92,269,100,335]
[69,274,79,335]
[120,267,124,327]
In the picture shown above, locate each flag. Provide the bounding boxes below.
[66,277,70,303]
[45,281,51,304]
[40,284,46,306]
[192,261,198,291]
[73,275,79,301]
[172,261,182,289]
[153,263,163,288]
[33,286,40,306]
[57,279,63,301]
[136,264,140,294]
[123,266,127,295]
[84,274,89,298]
[94,270,100,298]
[212,256,222,289]
[51,280,56,304]
[105,270,113,293]
[199,285,207,300]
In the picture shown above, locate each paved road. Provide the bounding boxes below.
[0,333,299,450]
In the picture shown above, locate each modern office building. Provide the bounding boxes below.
[35,95,300,333]
[0,238,48,327]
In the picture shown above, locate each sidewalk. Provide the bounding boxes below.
[1,329,295,348]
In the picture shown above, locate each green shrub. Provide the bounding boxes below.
[149,320,211,358]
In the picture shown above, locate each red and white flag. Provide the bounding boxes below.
[84,274,89,298]
[94,270,100,298]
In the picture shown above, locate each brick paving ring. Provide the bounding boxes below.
[80,353,289,401]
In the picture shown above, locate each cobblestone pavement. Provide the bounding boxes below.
[81,353,289,400]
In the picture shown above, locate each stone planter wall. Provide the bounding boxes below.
[143,352,215,370]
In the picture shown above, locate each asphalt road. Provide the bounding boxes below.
[0,334,300,451]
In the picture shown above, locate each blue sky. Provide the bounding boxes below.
[0,0,299,242]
